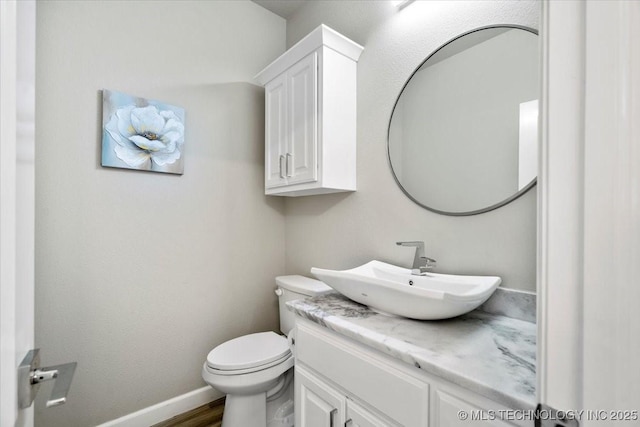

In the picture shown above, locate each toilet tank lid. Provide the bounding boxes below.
[276,275,333,296]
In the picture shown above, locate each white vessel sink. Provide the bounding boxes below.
[310,260,501,320]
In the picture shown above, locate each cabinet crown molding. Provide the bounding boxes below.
[255,24,364,85]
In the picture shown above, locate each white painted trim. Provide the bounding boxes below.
[539,0,640,415]
[537,0,586,410]
[96,387,224,427]
[1,1,20,425]
[14,2,36,426]
[581,0,640,415]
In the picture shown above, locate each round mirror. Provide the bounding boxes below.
[388,26,539,216]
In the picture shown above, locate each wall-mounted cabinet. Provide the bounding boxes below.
[255,25,363,197]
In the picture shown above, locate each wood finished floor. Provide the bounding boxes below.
[152,397,225,427]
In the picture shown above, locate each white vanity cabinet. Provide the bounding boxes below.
[255,25,363,197]
[297,365,346,427]
[297,364,396,427]
[294,319,532,427]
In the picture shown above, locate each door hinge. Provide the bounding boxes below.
[535,403,580,427]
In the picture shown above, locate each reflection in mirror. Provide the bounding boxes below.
[388,27,539,215]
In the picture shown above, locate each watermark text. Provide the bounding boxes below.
[456,409,638,422]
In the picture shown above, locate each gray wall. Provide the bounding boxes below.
[35,1,285,426]
[284,1,539,290]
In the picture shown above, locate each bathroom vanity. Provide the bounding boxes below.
[288,293,536,427]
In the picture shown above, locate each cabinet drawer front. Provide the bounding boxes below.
[296,323,429,426]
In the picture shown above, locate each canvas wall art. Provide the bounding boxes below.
[102,90,185,175]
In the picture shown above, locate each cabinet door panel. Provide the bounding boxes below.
[346,399,396,427]
[265,73,288,188]
[296,365,345,427]
[287,52,318,185]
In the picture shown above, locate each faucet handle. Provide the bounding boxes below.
[420,256,437,268]
[412,257,437,275]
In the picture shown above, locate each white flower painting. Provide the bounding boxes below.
[102,90,185,174]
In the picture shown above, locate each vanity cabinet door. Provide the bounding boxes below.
[265,72,288,189]
[296,365,346,427]
[346,398,396,427]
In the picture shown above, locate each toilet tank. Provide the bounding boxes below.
[275,275,333,335]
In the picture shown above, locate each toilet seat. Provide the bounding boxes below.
[202,351,294,396]
[206,332,291,375]
[206,352,292,376]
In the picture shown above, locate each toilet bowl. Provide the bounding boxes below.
[202,275,332,427]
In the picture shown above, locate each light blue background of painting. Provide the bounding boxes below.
[101,89,186,174]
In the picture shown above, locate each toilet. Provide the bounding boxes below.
[202,275,332,427]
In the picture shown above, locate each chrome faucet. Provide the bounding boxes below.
[396,241,437,275]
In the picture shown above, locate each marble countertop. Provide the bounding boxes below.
[287,293,536,410]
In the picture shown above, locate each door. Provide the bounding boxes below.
[539,0,640,418]
[286,52,318,186]
[296,365,346,427]
[1,1,35,425]
[1,2,75,425]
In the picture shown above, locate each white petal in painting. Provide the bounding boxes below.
[151,147,181,166]
[161,118,185,138]
[160,110,180,121]
[130,106,165,135]
[105,114,128,146]
[160,131,182,148]
[129,134,166,152]
[114,144,152,168]
[157,138,176,155]
[115,106,136,138]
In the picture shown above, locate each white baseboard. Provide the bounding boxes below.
[96,386,224,427]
